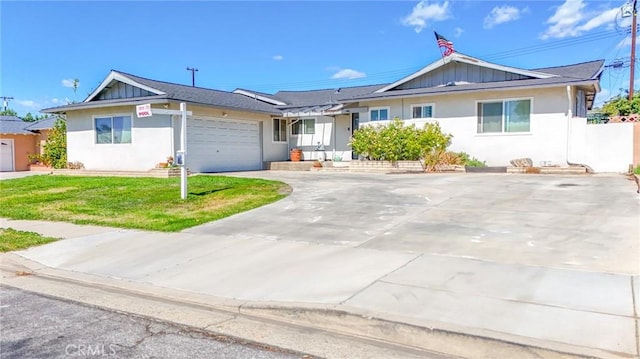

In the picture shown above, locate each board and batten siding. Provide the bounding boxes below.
[96,82,156,100]
[395,62,532,90]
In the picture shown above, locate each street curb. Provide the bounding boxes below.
[0,253,634,359]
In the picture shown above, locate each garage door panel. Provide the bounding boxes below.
[0,139,14,172]
[186,118,261,173]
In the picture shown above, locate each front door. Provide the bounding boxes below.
[351,113,359,160]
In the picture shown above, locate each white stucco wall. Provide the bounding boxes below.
[584,122,634,172]
[67,104,288,171]
[66,107,173,171]
[357,87,571,166]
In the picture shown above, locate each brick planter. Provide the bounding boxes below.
[349,160,424,173]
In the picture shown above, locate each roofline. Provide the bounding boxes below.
[42,96,281,116]
[84,71,166,102]
[0,131,38,136]
[232,89,288,106]
[42,96,170,113]
[374,52,556,93]
[345,79,600,103]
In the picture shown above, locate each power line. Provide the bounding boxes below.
[210,30,627,92]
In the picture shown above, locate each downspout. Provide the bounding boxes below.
[565,85,593,172]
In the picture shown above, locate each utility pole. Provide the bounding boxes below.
[630,0,638,100]
[0,96,14,111]
[186,67,198,87]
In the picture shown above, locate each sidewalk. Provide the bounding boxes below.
[1,217,638,359]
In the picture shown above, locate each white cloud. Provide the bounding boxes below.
[576,7,619,32]
[483,5,526,29]
[51,98,60,104]
[61,78,79,88]
[331,69,366,80]
[541,0,618,39]
[401,0,451,33]
[15,99,40,108]
[273,55,284,61]
[453,27,464,37]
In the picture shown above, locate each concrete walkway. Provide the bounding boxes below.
[1,172,639,358]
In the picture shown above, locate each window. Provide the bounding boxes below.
[410,104,434,119]
[291,118,315,135]
[370,107,389,121]
[273,118,287,142]
[95,115,132,144]
[477,99,530,133]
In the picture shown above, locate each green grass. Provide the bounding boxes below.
[0,175,290,232]
[0,228,58,252]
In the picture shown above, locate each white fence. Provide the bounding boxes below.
[569,118,635,172]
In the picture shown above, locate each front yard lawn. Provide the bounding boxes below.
[0,228,58,252]
[0,175,290,232]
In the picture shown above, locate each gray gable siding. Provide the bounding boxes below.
[394,62,532,90]
[96,81,155,101]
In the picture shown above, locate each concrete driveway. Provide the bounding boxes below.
[6,171,640,357]
[188,172,640,275]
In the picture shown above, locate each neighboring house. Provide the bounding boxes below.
[0,116,58,172]
[43,52,620,172]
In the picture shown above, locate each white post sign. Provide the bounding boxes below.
[138,103,192,200]
[179,102,188,200]
[136,104,152,118]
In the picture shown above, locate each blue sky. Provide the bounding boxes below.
[0,0,636,116]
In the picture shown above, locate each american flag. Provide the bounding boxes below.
[434,31,454,56]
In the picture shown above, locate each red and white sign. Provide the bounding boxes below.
[136,104,152,118]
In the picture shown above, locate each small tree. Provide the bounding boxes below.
[42,119,67,168]
[0,108,18,116]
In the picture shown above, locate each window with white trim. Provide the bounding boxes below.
[370,107,389,121]
[273,118,287,142]
[95,115,132,144]
[410,104,434,119]
[291,118,315,135]
[477,99,530,133]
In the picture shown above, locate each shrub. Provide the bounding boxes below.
[350,119,452,162]
[457,152,486,167]
[42,119,67,169]
[67,161,85,170]
[423,151,486,172]
[633,165,640,175]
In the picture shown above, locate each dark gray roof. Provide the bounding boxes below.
[274,84,386,108]
[344,76,599,102]
[24,117,61,130]
[531,59,604,79]
[0,116,37,135]
[233,88,288,104]
[115,71,281,114]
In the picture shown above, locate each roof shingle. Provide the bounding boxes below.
[0,116,37,135]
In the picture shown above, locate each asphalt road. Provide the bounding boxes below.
[0,286,310,359]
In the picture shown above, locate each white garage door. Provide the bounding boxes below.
[0,139,14,172]
[187,118,262,173]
